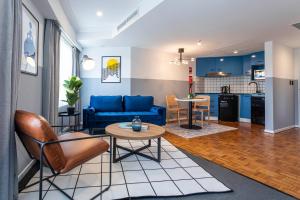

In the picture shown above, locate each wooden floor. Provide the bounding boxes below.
[164,122,300,199]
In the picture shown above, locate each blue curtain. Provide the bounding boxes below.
[0,0,22,199]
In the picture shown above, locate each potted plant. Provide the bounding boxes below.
[63,76,83,115]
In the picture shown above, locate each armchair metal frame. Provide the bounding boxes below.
[21,134,112,200]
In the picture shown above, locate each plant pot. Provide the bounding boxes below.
[67,107,75,115]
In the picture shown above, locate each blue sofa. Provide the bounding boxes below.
[83,95,166,134]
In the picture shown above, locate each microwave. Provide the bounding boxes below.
[251,65,265,80]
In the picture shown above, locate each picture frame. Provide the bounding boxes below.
[101,56,121,83]
[21,4,39,76]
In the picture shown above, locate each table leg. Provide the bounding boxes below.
[180,101,201,130]
[148,140,151,147]
[61,117,63,132]
[69,116,71,131]
[188,101,193,129]
[78,115,80,131]
[112,137,117,163]
[157,137,161,162]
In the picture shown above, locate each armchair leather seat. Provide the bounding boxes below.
[58,132,109,173]
[15,110,112,200]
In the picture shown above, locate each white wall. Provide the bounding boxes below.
[81,47,131,79]
[264,41,296,133]
[295,48,300,85]
[131,47,196,81]
[130,47,195,105]
[47,0,77,44]
[294,48,300,125]
[264,41,273,78]
[80,47,131,107]
[265,41,294,79]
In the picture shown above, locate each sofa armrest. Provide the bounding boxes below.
[150,105,164,114]
[83,106,96,128]
[150,105,166,125]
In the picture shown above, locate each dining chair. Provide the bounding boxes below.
[193,95,210,127]
[165,95,187,125]
[15,110,111,200]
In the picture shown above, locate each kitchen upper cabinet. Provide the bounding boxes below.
[197,56,243,77]
[243,51,265,75]
[243,55,251,76]
[217,56,243,76]
[196,51,264,77]
[250,51,264,66]
[196,58,216,76]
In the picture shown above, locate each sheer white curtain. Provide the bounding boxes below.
[59,36,73,107]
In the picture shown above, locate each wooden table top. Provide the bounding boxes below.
[105,123,165,140]
[175,97,208,102]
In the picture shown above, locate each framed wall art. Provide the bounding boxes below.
[21,4,39,76]
[101,56,121,83]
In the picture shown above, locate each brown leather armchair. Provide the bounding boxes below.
[15,110,111,200]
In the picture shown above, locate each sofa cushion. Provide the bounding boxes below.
[90,95,123,112]
[94,112,161,122]
[124,96,154,112]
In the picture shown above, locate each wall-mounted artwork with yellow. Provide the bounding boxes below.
[101,56,121,83]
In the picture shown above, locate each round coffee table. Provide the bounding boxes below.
[105,123,165,163]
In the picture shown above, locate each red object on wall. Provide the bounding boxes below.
[189,75,193,84]
[188,66,193,94]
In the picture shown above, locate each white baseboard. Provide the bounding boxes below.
[205,116,251,123]
[18,159,36,181]
[239,118,251,123]
[264,125,298,134]
[205,116,218,120]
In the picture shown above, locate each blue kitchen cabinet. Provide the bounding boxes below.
[196,58,216,76]
[250,51,264,66]
[240,94,251,119]
[209,94,219,117]
[243,51,264,75]
[196,51,264,77]
[197,56,243,77]
[196,93,218,117]
[217,56,243,76]
[243,55,251,75]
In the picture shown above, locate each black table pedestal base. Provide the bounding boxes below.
[180,124,202,130]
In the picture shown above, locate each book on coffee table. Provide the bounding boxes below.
[118,122,149,130]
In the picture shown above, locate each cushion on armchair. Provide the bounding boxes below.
[90,95,123,112]
[124,96,154,112]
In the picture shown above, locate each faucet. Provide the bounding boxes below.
[248,81,260,93]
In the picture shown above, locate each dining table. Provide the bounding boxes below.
[175,97,208,129]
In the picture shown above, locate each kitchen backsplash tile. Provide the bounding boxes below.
[194,76,265,94]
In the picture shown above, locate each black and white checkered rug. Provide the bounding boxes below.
[19,137,231,200]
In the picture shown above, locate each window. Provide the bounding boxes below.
[59,36,73,107]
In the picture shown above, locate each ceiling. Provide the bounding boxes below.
[60,0,300,57]
[60,0,142,38]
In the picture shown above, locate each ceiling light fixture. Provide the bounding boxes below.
[197,40,202,46]
[169,48,194,65]
[220,58,224,62]
[251,54,256,58]
[96,11,103,17]
[233,50,239,54]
